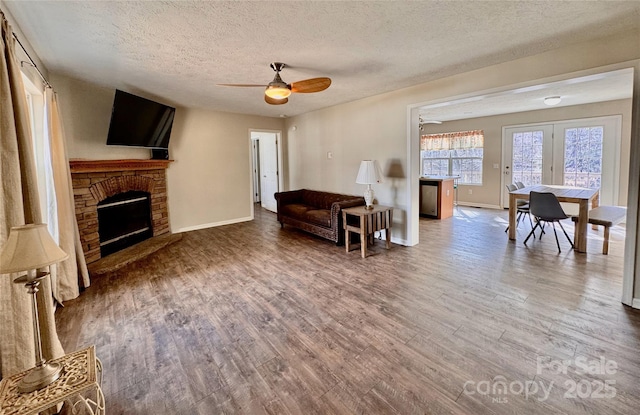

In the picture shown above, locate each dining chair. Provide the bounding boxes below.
[504,184,534,233]
[524,191,574,253]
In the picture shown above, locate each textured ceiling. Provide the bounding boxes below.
[419,68,635,122]
[3,1,640,118]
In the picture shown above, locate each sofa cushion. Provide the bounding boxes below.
[280,204,312,219]
[305,209,331,227]
[301,190,336,210]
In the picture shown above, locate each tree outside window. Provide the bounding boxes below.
[564,126,603,189]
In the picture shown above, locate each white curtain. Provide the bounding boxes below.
[46,88,90,301]
[421,129,485,151]
[0,11,64,378]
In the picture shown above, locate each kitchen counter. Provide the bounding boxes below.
[419,176,458,182]
[419,176,458,219]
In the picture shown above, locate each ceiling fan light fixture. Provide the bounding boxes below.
[544,96,562,106]
[265,84,291,99]
[219,62,330,105]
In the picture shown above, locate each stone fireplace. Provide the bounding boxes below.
[70,159,171,264]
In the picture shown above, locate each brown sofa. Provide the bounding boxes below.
[275,189,365,244]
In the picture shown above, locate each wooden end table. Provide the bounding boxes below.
[0,345,104,415]
[342,205,393,258]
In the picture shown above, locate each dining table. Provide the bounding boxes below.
[508,185,599,253]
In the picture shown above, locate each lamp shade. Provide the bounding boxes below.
[0,224,68,274]
[356,160,383,184]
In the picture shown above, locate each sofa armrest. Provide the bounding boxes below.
[275,190,304,222]
[330,197,366,227]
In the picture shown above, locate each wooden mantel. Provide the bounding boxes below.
[69,159,173,173]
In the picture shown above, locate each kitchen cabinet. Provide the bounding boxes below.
[419,176,457,219]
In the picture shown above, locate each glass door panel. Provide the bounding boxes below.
[502,124,553,208]
[553,116,620,206]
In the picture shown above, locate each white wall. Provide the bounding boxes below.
[286,95,409,239]
[167,109,282,232]
[51,74,284,233]
[52,75,150,160]
[284,30,640,245]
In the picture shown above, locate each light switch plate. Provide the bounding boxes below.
[327,151,333,159]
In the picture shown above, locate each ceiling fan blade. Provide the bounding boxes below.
[217,84,267,87]
[265,95,288,105]
[290,77,331,93]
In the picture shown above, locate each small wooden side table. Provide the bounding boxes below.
[343,205,393,258]
[0,346,104,415]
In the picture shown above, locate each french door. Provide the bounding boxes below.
[502,124,553,207]
[502,116,621,208]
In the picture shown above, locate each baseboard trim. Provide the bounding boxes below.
[391,236,408,246]
[632,298,640,309]
[174,216,253,233]
[456,202,502,210]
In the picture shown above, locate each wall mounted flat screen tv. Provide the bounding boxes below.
[106,90,176,149]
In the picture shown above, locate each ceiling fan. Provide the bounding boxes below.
[217,62,331,105]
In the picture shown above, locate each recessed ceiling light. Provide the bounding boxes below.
[544,96,562,106]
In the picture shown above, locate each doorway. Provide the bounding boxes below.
[408,63,637,307]
[501,116,621,208]
[250,130,282,213]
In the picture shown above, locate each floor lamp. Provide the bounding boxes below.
[0,224,68,393]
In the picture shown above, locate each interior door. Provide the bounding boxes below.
[258,133,279,212]
[502,124,553,208]
[251,139,261,203]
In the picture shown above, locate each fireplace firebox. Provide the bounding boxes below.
[97,191,153,257]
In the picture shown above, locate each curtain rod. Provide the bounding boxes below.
[12,32,52,89]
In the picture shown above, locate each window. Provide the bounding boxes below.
[512,129,545,186]
[23,74,58,240]
[563,126,603,189]
[420,130,484,184]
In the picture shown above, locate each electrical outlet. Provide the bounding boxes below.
[468,189,473,195]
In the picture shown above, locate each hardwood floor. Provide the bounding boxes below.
[55,206,640,414]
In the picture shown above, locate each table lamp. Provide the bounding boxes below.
[0,223,68,393]
[356,160,383,209]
